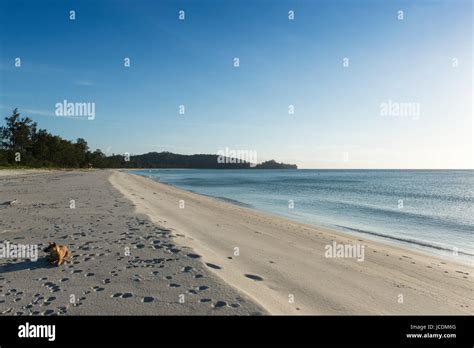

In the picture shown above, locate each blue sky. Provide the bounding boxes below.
[0,0,472,168]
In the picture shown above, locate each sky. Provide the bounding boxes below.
[0,0,472,169]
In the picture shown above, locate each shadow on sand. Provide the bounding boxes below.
[0,257,55,274]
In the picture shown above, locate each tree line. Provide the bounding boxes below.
[0,109,297,169]
[0,109,114,168]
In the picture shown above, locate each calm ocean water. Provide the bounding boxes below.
[131,169,474,262]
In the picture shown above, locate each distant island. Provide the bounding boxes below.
[0,109,297,170]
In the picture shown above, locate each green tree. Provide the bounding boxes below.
[0,108,37,152]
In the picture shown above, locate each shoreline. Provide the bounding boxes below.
[1,169,472,315]
[110,171,473,315]
[130,171,472,266]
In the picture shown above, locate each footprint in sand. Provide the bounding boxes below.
[213,301,227,308]
[455,270,469,275]
[111,292,133,298]
[43,282,61,292]
[244,274,264,281]
[205,263,222,270]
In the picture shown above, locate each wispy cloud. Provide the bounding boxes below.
[22,108,56,117]
[0,105,55,117]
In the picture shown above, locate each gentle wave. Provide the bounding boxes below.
[335,225,474,257]
[320,199,473,233]
[213,196,254,208]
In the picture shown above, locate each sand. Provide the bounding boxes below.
[110,171,473,315]
[0,169,472,315]
[0,169,52,177]
[0,170,265,315]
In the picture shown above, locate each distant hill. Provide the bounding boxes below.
[107,152,298,169]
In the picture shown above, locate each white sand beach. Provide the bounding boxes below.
[0,170,265,315]
[0,169,472,315]
[110,171,473,315]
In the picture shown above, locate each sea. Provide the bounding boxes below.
[131,169,474,263]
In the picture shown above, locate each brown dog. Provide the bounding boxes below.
[43,242,71,266]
